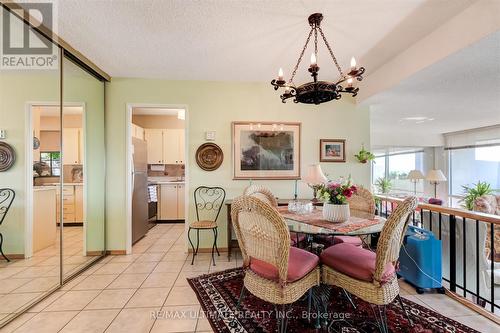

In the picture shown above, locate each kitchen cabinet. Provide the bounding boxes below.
[63,128,83,165]
[144,129,164,164]
[158,183,185,220]
[75,185,84,222]
[144,128,185,165]
[33,187,57,252]
[177,184,185,219]
[163,129,184,164]
[56,184,84,224]
[132,123,144,140]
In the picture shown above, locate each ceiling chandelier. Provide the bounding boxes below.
[271,13,365,105]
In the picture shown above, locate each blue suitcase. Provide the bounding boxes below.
[398,225,444,294]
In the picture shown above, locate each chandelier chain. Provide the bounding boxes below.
[289,27,314,83]
[318,26,344,76]
[314,27,318,57]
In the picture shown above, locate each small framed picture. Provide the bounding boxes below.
[320,139,346,162]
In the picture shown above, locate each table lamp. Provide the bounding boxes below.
[408,170,424,195]
[426,169,447,198]
[303,164,327,202]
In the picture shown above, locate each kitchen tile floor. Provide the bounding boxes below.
[0,227,98,324]
[2,223,499,332]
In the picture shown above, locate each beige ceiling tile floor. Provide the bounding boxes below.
[13,311,78,333]
[141,272,178,288]
[5,223,500,333]
[106,273,149,289]
[59,309,119,333]
[125,287,171,308]
[151,305,200,333]
[163,286,200,306]
[85,289,136,310]
[43,290,100,312]
[104,307,158,333]
[122,262,158,275]
[71,274,119,291]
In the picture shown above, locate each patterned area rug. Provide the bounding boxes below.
[188,268,479,333]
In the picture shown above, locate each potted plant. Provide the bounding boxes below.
[355,145,375,164]
[375,177,392,194]
[460,181,493,211]
[317,178,357,222]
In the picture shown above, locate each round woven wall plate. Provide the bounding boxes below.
[196,143,223,171]
[0,142,16,172]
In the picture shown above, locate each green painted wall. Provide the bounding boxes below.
[0,71,59,255]
[105,78,371,251]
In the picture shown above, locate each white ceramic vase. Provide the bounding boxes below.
[323,203,350,222]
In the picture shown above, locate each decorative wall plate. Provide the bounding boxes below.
[0,142,16,172]
[33,137,40,150]
[196,143,223,171]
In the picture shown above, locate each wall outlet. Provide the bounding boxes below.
[0,130,6,139]
[205,131,216,141]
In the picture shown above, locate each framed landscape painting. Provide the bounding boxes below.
[232,122,301,179]
[320,139,346,162]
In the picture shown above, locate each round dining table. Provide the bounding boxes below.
[278,205,387,238]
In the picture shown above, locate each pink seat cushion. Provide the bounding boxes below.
[250,247,319,282]
[332,236,362,246]
[290,232,307,246]
[315,235,362,247]
[320,243,395,284]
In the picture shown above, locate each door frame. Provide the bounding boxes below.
[125,103,189,254]
[25,102,87,258]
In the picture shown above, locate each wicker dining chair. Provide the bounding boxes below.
[320,196,418,332]
[188,186,226,266]
[231,195,320,332]
[0,188,15,262]
[243,184,307,247]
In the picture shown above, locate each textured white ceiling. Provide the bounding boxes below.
[49,0,441,81]
[368,30,500,145]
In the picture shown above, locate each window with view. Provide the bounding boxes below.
[449,144,500,202]
[40,152,61,177]
[372,151,424,194]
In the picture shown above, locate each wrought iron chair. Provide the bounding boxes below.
[188,186,226,266]
[0,188,15,262]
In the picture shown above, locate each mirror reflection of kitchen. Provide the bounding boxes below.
[33,105,88,277]
[131,107,186,244]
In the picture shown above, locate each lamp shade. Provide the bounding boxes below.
[426,169,447,182]
[408,170,424,180]
[303,164,327,185]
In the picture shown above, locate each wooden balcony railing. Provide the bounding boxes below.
[375,195,500,323]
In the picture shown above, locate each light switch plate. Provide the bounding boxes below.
[205,131,216,141]
[0,130,6,139]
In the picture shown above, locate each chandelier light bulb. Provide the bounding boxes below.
[347,78,353,87]
[278,68,284,80]
[350,57,357,70]
[310,53,317,66]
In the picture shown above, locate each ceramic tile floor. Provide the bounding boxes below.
[2,223,499,332]
[0,227,98,323]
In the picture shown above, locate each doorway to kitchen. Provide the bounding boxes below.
[27,103,88,274]
[125,104,188,254]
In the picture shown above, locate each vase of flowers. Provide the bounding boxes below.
[318,178,357,222]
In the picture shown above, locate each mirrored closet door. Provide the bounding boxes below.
[61,55,106,278]
[0,5,62,325]
[0,5,107,327]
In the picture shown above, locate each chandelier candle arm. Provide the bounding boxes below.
[271,13,366,105]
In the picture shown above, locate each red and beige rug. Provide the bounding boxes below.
[188,268,479,333]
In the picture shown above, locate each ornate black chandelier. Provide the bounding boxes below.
[271,13,365,105]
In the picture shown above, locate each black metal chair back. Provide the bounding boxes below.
[194,186,226,223]
[0,188,15,226]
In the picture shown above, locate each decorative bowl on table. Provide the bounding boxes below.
[322,203,350,222]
